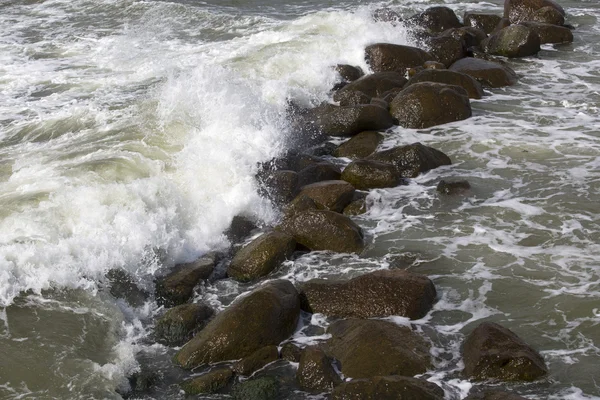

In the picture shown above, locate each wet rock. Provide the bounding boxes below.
[121,367,159,398]
[154,303,214,346]
[181,367,233,395]
[289,153,324,172]
[423,61,446,70]
[297,162,342,187]
[296,180,355,213]
[281,342,303,362]
[283,195,322,219]
[175,280,301,368]
[343,197,367,216]
[336,90,372,107]
[259,170,299,204]
[405,69,484,99]
[107,269,148,308]
[426,35,468,67]
[297,346,341,392]
[389,82,472,129]
[369,97,389,109]
[519,21,573,44]
[531,6,565,26]
[279,209,365,254]
[449,57,518,87]
[368,142,452,178]
[341,160,405,190]
[365,43,433,75]
[300,269,437,319]
[233,345,280,376]
[493,17,512,33]
[441,26,489,48]
[226,216,258,243]
[373,8,403,24]
[408,6,463,34]
[155,254,216,307]
[310,103,394,137]
[227,231,296,282]
[483,25,541,58]
[331,376,445,400]
[333,72,407,103]
[325,319,432,379]
[465,389,529,400]
[462,321,548,381]
[232,376,280,400]
[464,13,503,34]
[437,179,472,195]
[335,64,364,83]
[504,0,565,24]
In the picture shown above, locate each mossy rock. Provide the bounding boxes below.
[331,376,444,400]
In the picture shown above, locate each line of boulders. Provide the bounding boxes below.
[108,0,569,398]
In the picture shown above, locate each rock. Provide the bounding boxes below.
[310,103,394,137]
[175,280,301,368]
[297,162,342,187]
[296,180,355,213]
[519,21,573,44]
[333,72,407,103]
[335,64,364,82]
[441,26,489,48]
[504,0,565,24]
[389,82,472,129]
[325,319,432,379]
[289,153,324,172]
[281,342,303,362]
[465,389,529,400]
[233,345,280,376]
[423,61,446,70]
[106,269,148,308]
[226,215,257,243]
[259,170,299,204]
[426,35,468,67]
[464,13,503,34]
[369,142,452,178]
[341,160,405,190]
[331,376,444,400]
[493,17,512,33]
[155,254,216,307]
[449,57,518,88]
[437,179,472,195]
[343,198,367,216]
[408,6,463,34]
[181,368,233,395]
[154,303,214,346]
[373,8,403,24]
[365,43,433,75]
[300,269,437,319]
[279,209,365,254]
[369,97,389,109]
[462,322,548,381]
[334,131,384,160]
[531,6,565,26]
[283,195,322,219]
[297,346,341,392]
[483,25,541,58]
[381,87,405,103]
[231,376,280,400]
[227,231,296,282]
[405,69,484,99]
[337,90,372,106]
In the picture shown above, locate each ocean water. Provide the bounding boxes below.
[0,0,599,398]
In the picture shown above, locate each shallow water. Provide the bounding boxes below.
[0,0,599,398]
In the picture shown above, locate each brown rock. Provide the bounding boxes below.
[154,303,214,346]
[281,342,303,362]
[465,389,529,400]
[334,72,407,103]
[343,198,367,216]
[259,170,299,204]
[155,254,216,307]
[331,376,444,400]
[365,43,433,75]
[233,345,279,376]
[334,131,384,159]
[531,6,565,25]
[296,180,355,213]
[297,162,341,187]
[180,367,233,395]
[464,13,503,34]
[483,25,541,58]
[408,6,463,33]
[449,57,518,88]
[405,69,484,99]
[297,346,341,392]
[426,35,468,67]
[504,0,565,24]
[311,103,394,137]
[519,21,573,44]
[341,160,405,190]
[368,142,452,178]
[335,64,364,82]
[437,179,472,195]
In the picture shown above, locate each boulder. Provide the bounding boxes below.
[297,346,341,392]
[408,6,463,33]
[279,209,364,254]
[531,6,565,26]
[331,376,444,400]
[365,43,433,75]
[493,17,512,33]
[341,160,405,190]
[311,103,394,137]
[325,319,432,379]
[405,69,484,99]
[296,180,355,213]
[259,170,299,204]
[449,57,518,87]
[155,254,216,307]
[300,269,437,319]
[389,82,472,129]
[336,90,372,106]
[334,131,384,159]
[437,179,472,195]
[154,303,214,346]
[283,195,322,219]
[465,389,529,400]
[227,231,296,282]
[462,322,548,381]
[504,0,565,24]
[483,25,541,57]
[519,22,573,44]
[368,142,452,178]
[343,198,367,216]
[426,35,468,67]
[231,376,280,400]
[423,61,446,70]
[333,72,407,103]
[441,26,489,48]
[464,13,503,34]
[181,368,233,395]
[226,216,257,243]
[233,345,280,376]
[297,162,341,187]
[106,269,148,308]
[281,342,303,362]
[335,64,364,83]
[175,280,301,368]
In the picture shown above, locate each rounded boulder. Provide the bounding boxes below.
[341,160,405,190]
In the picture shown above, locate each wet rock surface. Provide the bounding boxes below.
[465,389,530,400]
[437,179,472,195]
[504,0,565,24]
[233,345,280,376]
[295,180,355,213]
[341,159,405,190]
[155,254,216,307]
[519,21,573,44]
[331,376,445,400]
[310,103,394,137]
[483,25,541,58]
[464,12,503,34]
[296,346,341,392]
[365,43,433,75]
[333,72,407,103]
[449,57,518,88]
[368,142,452,178]
[333,131,384,159]
[154,302,214,346]
[180,367,233,395]
[408,6,463,34]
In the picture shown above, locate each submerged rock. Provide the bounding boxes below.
[175,280,300,369]
[437,179,472,195]
[483,25,541,58]
[462,322,548,381]
[368,142,452,178]
[325,319,432,379]
[154,303,214,346]
[155,254,216,307]
[107,269,148,308]
[180,367,233,395]
[404,69,484,99]
[449,57,518,88]
[365,43,433,75]
[296,346,341,392]
[331,376,444,400]
[296,180,355,213]
[300,269,437,319]
[334,131,384,159]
